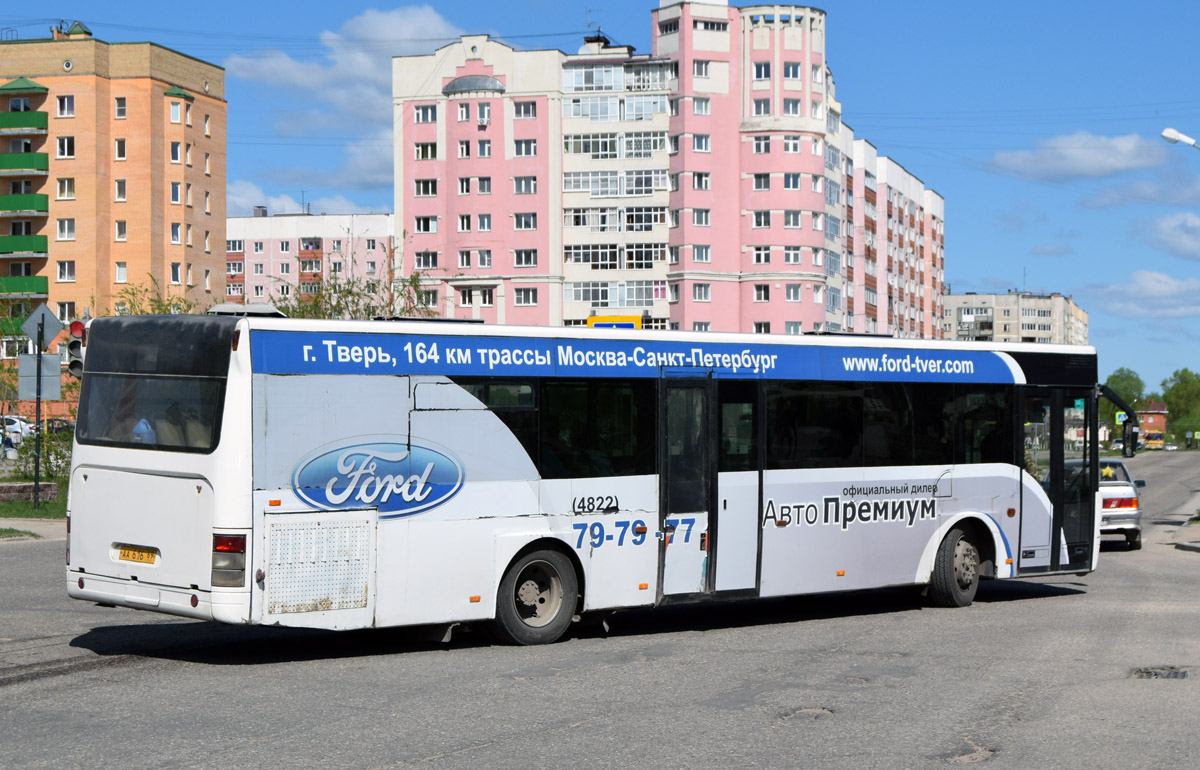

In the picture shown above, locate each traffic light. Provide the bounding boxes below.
[66,320,85,378]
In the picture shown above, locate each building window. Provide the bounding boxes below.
[114,97,127,119]
[171,182,181,204]
[415,179,437,196]
[785,321,802,335]
[204,114,210,135]
[56,178,75,200]
[366,261,376,275]
[115,220,127,241]
[478,250,492,268]
[57,260,76,282]
[514,176,537,194]
[754,285,770,303]
[693,244,711,263]
[170,141,181,163]
[415,142,436,160]
[693,284,711,302]
[253,242,264,254]
[515,101,536,119]
[459,287,474,306]
[515,139,536,157]
[56,218,75,241]
[478,139,491,158]
[458,140,470,159]
[692,322,711,332]
[693,134,710,152]
[786,284,803,302]
[753,211,771,228]
[414,251,438,269]
[459,250,472,269]
[168,264,182,284]
[514,213,537,230]
[171,223,181,244]
[784,246,802,265]
[784,135,801,153]
[784,173,801,190]
[515,249,538,267]
[204,191,210,213]
[457,103,470,122]
[693,60,710,78]
[458,177,470,195]
[479,287,494,306]
[170,102,181,123]
[693,172,710,191]
[478,213,491,231]
[783,99,801,116]
[693,97,710,115]
[458,214,472,232]
[57,95,74,117]
[693,209,710,226]
[116,262,128,283]
[753,136,770,154]
[754,62,771,80]
[478,102,491,122]
[753,246,770,264]
[57,302,75,322]
[279,262,290,274]
[754,322,771,334]
[57,136,75,158]
[415,216,437,233]
[784,62,801,80]
[415,104,437,123]
[784,210,802,228]
[813,65,824,83]
[753,99,770,116]
[753,173,770,191]
[226,261,243,276]
[204,152,210,174]
[514,288,538,307]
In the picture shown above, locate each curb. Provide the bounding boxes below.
[1174,541,1200,553]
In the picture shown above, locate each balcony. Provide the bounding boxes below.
[0,110,48,135]
[0,275,49,298]
[0,152,49,176]
[0,194,48,217]
[0,234,48,257]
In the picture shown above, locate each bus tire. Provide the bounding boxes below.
[928,526,979,607]
[493,549,578,645]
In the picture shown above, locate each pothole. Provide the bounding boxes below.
[779,706,834,720]
[1131,665,1189,679]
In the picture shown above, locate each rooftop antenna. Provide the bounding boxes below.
[586,8,602,32]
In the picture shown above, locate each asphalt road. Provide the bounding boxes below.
[1,451,1198,769]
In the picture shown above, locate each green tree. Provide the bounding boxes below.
[96,275,200,316]
[1101,367,1145,427]
[1161,368,1200,439]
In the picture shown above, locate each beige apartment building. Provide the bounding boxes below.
[943,290,1088,345]
[0,21,226,355]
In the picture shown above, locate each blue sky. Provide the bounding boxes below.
[5,1,1200,390]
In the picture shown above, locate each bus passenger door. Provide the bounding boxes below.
[713,380,759,593]
[660,381,713,598]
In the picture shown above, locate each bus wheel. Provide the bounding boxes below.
[493,549,578,645]
[929,527,979,607]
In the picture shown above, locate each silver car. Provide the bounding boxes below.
[1097,459,1145,549]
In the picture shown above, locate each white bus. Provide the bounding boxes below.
[67,316,1111,644]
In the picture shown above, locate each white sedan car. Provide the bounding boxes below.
[4,416,32,447]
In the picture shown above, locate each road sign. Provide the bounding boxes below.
[17,354,60,401]
[22,305,63,347]
[1116,411,1127,424]
[587,315,642,329]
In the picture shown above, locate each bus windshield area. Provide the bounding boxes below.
[76,373,225,452]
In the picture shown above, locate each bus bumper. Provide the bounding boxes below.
[66,570,218,621]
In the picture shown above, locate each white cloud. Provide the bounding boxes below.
[227,179,387,216]
[991,132,1166,181]
[1147,211,1200,261]
[1083,270,1200,318]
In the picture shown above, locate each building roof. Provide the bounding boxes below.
[442,75,505,96]
[1141,401,1168,414]
[163,85,195,101]
[0,76,48,94]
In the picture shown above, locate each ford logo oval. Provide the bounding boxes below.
[292,441,464,518]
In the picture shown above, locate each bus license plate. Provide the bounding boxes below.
[118,546,157,564]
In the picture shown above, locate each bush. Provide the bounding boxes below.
[14,430,73,480]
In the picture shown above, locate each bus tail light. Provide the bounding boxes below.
[212,534,247,587]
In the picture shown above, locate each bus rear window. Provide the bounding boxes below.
[75,315,237,453]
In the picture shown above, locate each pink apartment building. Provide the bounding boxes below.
[393,0,945,337]
[225,210,394,305]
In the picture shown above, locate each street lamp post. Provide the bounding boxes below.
[1162,127,1198,148]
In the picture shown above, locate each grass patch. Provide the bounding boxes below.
[0,527,39,539]
[1190,511,1200,526]
[0,493,67,520]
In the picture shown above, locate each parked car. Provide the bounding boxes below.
[3,416,32,447]
[1164,442,1179,451]
[1110,438,1125,451]
[1096,458,1145,549]
[32,418,75,437]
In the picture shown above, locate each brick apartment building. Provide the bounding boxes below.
[0,21,226,357]
[392,0,945,337]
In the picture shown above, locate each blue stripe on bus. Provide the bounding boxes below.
[249,330,1021,384]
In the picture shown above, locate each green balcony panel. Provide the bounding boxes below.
[0,234,48,255]
[0,153,49,172]
[0,275,49,296]
[0,193,48,213]
[0,111,48,132]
